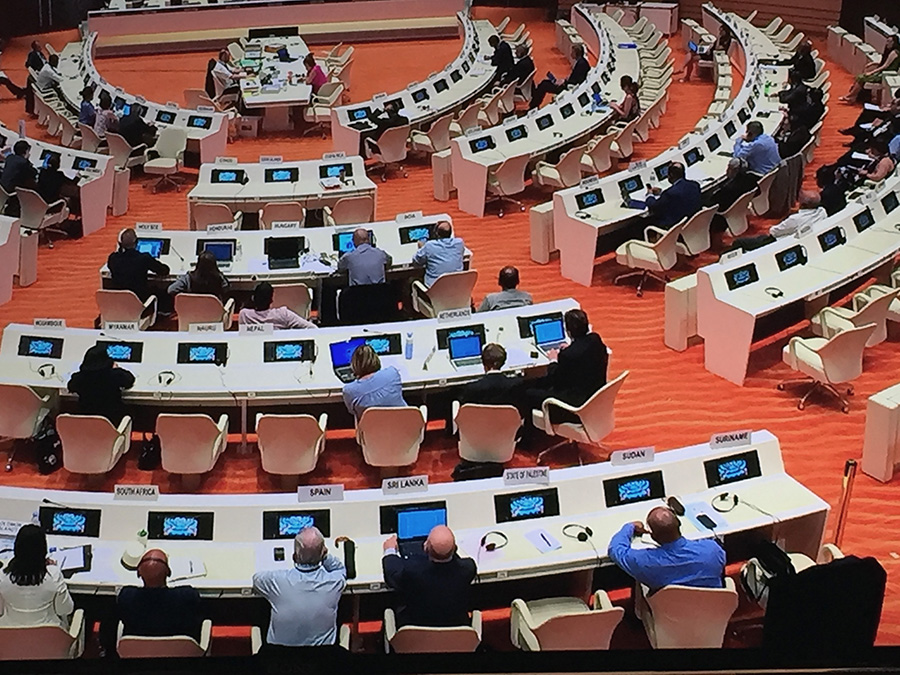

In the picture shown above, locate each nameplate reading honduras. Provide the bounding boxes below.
[611,446,655,466]
[322,151,346,161]
[135,222,162,232]
[297,484,344,503]
[437,307,472,323]
[710,430,752,450]
[103,321,139,332]
[114,484,160,501]
[503,467,550,486]
[382,475,428,495]
[34,318,66,329]
[239,322,273,335]
[206,222,236,233]
[189,322,222,333]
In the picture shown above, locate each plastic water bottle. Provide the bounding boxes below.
[405,332,414,360]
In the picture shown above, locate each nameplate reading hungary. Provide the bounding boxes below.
[382,475,428,495]
[114,484,160,501]
[503,467,550,486]
[710,430,753,450]
[297,484,345,503]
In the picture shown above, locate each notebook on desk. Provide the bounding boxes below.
[533,316,566,353]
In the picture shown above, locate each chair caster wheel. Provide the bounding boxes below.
[48,242,54,249]
[519,205,525,211]
[636,290,643,298]
[381,175,387,182]
[798,402,805,410]
[777,383,785,390]
[842,405,850,413]
[847,388,854,395]
[403,172,408,178]
[498,211,504,218]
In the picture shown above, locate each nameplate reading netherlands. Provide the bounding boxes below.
[710,430,752,450]
[611,446,655,467]
[114,484,160,501]
[437,307,472,323]
[382,475,428,495]
[503,467,550,486]
[33,318,66,329]
[297,484,345,503]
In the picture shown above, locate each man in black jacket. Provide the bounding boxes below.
[1,140,37,216]
[530,43,590,109]
[360,100,409,156]
[502,43,535,87]
[489,35,514,84]
[382,525,476,628]
[107,228,170,302]
[459,343,524,415]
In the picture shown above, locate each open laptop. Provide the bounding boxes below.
[532,316,567,353]
[265,236,304,270]
[397,506,448,557]
[447,333,484,369]
[329,338,366,383]
[200,240,235,270]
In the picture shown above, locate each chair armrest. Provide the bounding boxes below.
[470,610,482,640]
[223,297,236,317]
[132,143,148,156]
[47,198,68,211]
[233,212,243,228]
[820,543,845,563]
[383,608,397,652]
[69,607,85,640]
[339,624,351,650]
[451,400,460,434]
[142,294,157,313]
[643,225,668,243]
[255,412,264,427]
[623,239,654,260]
[511,598,537,630]
[116,415,132,438]
[819,309,856,337]
[540,396,580,424]
[534,160,553,171]
[317,412,328,432]
[250,626,263,655]
[593,589,614,611]
[418,405,428,424]
[198,619,212,655]
[216,414,229,435]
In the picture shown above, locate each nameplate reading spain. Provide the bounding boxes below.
[382,475,428,495]
[114,484,160,501]
[710,429,752,450]
[503,467,550,486]
[34,318,66,329]
[437,307,472,323]
[297,484,344,503]
[611,446,655,466]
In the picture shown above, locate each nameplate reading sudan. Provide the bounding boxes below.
[503,467,550,486]
[611,446,655,467]
[114,485,160,501]
[710,430,752,450]
[382,475,428,495]
[297,484,344,503]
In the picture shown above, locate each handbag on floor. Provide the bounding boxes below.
[138,433,161,471]
[33,417,62,475]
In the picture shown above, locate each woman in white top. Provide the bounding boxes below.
[238,281,316,330]
[0,525,74,629]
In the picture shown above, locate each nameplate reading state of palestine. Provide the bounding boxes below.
[33,318,66,329]
[114,484,160,501]
[382,475,428,495]
[503,467,550,486]
[297,484,345,503]
[611,446,655,466]
[710,430,752,450]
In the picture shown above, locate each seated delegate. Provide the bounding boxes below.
[336,228,392,286]
[37,153,81,218]
[731,190,827,252]
[501,43,535,87]
[411,221,464,288]
[168,250,229,300]
[0,140,37,216]
[841,34,900,104]
[488,35,513,85]
[67,345,135,425]
[107,228,171,302]
[530,43,589,109]
[478,265,533,312]
[733,121,781,176]
[238,282,316,330]
[644,162,702,229]
[341,343,406,420]
[608,78,641,124]
[361,100,409,157]
[458,343,525,417]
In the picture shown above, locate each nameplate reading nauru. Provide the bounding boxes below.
[189,322,222,333]
[610,446,655,467]
[297,484,344,503]
[710,429,752,450]
[382,475,428,495]
[503,467,550,486]
[114,484,160,501]
[33,318,66,329]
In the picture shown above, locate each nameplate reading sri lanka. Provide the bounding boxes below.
[382,475,428,495]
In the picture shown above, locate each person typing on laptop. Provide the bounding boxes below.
[167,250,229,301]
[458,343,526,419]
[341,343,406,420]
[107,228,170,302]
[337,228,392,286]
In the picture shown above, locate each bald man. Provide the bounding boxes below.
[336,227,392,286]
[382,525,477,628]
[411,221,464,287]
[607,507,725,593]
[116,549,203,642]
[252,527,346,646]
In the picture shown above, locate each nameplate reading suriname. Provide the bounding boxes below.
[710,430,752,450]
[114,484,160,501]
[503,467,550,486]
[297,484,345,503]
[33,318,66,329]
[382,475,428,495]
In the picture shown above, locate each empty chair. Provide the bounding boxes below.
[636,579,738,648]
[672,205,717,257]
[272,283,313,319]
[750,168,779,216]
[510,591,624,650]
[302,81,344,138]
[779,322,877,412]
[0,383,53,472]
[810,288,899,347]
[143,126,187,193]
[412,269,478,318]
[614,223,684,296]
[325,45,354,70]
[449,101,482,137]
[157,413,229,487]
[96,289,157,330]
[322,195,375,226]
[453,402,521,464]
[476,88,504,127]
[183,88,215,110]
[79,122,106,153]
[57,413,132,476]
[16,187,69,248]
[174,293,235,331]
[315,42,344,64]
[610,116,640,161]
[857,282,900,324]
[58,116,80,148]
[106,132,146,171]
[762,17,783,36]
[356,406,427,469]
[384,608,481,653]
[117,620,212,658]
[497,81,517,116]
[259,201,305,229]
[772,23,794,44]
[256,413,327,486]
[514,69,536,104]
[502,23,525,43]
[532,144,587,190]
[0,610,85,660]
[485,154,530,217]
[330,60,353,99]
[410,113,453,154]
[365,124,410,181]
[580,131,617,174]
[633,107,655,143]
[191,202,242,231]
[719,189,756,237]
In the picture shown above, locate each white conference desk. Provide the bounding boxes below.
[187,155,378,224]
[56,33,228,165]
[450,7,641,218]
[863,381,900,483]
[864,16,898,62]
[0,124,114,238]
[0,216,19,306]
[696,179,900,385]
[0,431,829,598]
[238,37,313,133]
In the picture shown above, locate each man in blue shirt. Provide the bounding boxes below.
[733,120,781,175]
[607,506,725,593]
[252,527,346,647]
[337,228,392,285]
[412,221,464,287]
[78,86,96,127]
[644,162,702,229]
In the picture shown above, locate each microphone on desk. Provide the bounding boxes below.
[42,498,73,510]
[422,346,436,371]
[169,245,186,269]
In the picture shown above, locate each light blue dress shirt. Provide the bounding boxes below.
[342,366,407,419]
[337,243,392,286]
[252,554,347,646]
[607,523,725,593]
[889,133,900,160]
[733,133,781,175]
[412,237,465,287]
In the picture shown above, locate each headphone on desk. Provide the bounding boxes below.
[37,363,56,379]
[712,492,739,513]
[562,524,593,542]
[479,531,508,552]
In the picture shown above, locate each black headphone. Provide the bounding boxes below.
[479,531,508,552]
[712,492,739,513]
[562,524,593,542]
[37,363,55,378]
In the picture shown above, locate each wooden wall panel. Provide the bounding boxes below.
[679,0,841,35]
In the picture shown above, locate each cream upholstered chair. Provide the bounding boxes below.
[633,107,656,143]
[502,22,525,42]
[857,281,900,325]
[412,269,478,318]
[452,402,520,464]
[183,88,213,110]
[57,414,132,476]
[636,578,738,648]
[302,82,344,138]
[514,69,536,104]
[750,167,779,216]
[174,293,235,331]
[58,116,80,148]
[410,113,453,154]
[329,60,353,100]
[314,42,344,63]
[0,383,53,472]
[532,370,628,464]
[778,321,877,412]
[191,202,243,231]
[580,131,617,174]
[497,81,517,116]
[486,154,530,217]
[384,608,481,653]
[741,544,844,610]
[143,126,187,193]
[673,205,718,257]
[17,187,69,248]
[810,288,899,347]
[532,144,587,190]
[0,609,85,659]
[356,406,427,469]
[476,88,504,127]
[0,185,11,214]
[449,101,482,137]
[79,122,105,153]
[610,115,640,161]
[365,123,410,180]
[117,619,212,658]
[96,289,157,330]
[762,16,784,37]
[106,132,146,171]
[614,222,685,296]
[226,41,244,62]
[510,591,624,651]
[256,413,327,486]
[322,195,375,226]
[259,201,305,229]
[157,413,228,488]
[720,189,756,236]
[272,283,313,319]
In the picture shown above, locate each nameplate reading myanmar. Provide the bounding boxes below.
[189,322,222,333]
[611,446,655,466]
[33,318,66,329]
[710,429,752,450]
[503,467,550,486]
[103,321,139,332]
[297,484,345,503]
[239,323,274,335]
[271,220,300,231]
[437,307,472,323]
[114,484,160,501]
[382,475,428,495]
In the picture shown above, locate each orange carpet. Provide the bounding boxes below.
[0,8,898,646]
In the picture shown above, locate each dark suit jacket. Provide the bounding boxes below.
[708,171,758,211]
[647,178,702,228]
[0,154,37,193]
[564,57,590,88]
[26,51,45,73]
[118,586,203,641]
[119,114,155,148]
[503,55,535,86]
[107,248,171,301]
[459,371,524,413]
[778,126,811,159]
[544,332,608,407]
[491,41,514,77]
[67,366,136,425]
[369,110,409,140]
[382,553,477,627]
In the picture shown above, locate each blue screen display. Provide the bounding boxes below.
[189,116,211,129]
[276,343,303,361]
[202,242,234,261]
[733,269,751,285]
[366,337,391,355]
[533,319,565,346]
[448,334,482,359]
[537,115,553,130]
[106,344,132,361]
[406,226,429,241]
[28,339,55,356]
[336,231,355,252]
[74,157,97,170]
[53,512,86,534]
[329,337,366,368]
[510,495,544,519]
[163,516,198,537]
[136,239,163,258]
[189,346,216,362]
[350,108,370,120]
[618,478,652,502]
[397,508,446,540]
[621,177,640,193]
[782,250,798,266]
[718,458,749,482]
[271,169,291,182]
[217,171,237,183]
[279,514,315,537]
[475,139,489,150]
[156,111,176,124]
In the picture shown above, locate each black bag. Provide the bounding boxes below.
[138,434,161,471]
[451,460,505,482]
[34,417,62,475]
[741,540,795,604]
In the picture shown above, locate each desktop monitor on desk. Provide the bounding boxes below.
[39,149,61,169]
[602,470,665,508]
[114,96,126,111]
[263,510,331,539]
[156,110,177,125]
[148,511,214,540]
[724,120,737,138]
[703,449,762,488]
[536,114,554,131]
[684,147,703,167]
[882,191,899,214]
[654,163,671,182]
[176,343,228,365]
[265,167,299,183]
[187,115,212,130]
[121,102,148,118]
[333,230,375,254]
[516,311,564,339]
[618,175,643,196]
[818,226,846,253]
[577,92,590,108]
[505,125,527,142]
[319,163,353,179]
[17,335,64,359]
[853,208,875,233]
[574,187,604,211]
[73,156,98,170]
[560,103,575,119]
[494,488,560,523]
[348,106,371,121]
[263,339,315,363]
[775,244,808,271]
[737,108,750,124]
[96,340,144,364]
[450,69,462,83]
[434,79,449,94]
[706,134,722,152]
[468,136,496,154]
[136,237,169,258]
[265,235,306,260]
[412,88,430,103]
[399,223,435,245]
[211,168,246,184]
[724,262,760,291]
[39,506,101,538]
[436,323,486,349]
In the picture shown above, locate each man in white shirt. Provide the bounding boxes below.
[211,50,240,98]
[732,191,828,252]
[35,54,63,93]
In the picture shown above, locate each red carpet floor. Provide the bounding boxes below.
[0,8,898,646]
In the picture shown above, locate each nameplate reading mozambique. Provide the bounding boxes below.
[0,519,26,537]
[135,222,162,232]
[437,307,472,323]
[114,484,160,501]
[259,155,283,164]
[103,321,139,332]
[382,475,428,495]
[189,322,222,333]
[206,222,236,233]
[579,175,601,189]
[710,429,752,450]
[463,126,483,138]
[610,446,655,466]
[271,220,300,231]
[34,318,66,329]
[239,323,273,335]
[322,151,346,161]
[503,467,550,486]
[395,211,423,222]
[215,156,238,164]
[297,484,344,503]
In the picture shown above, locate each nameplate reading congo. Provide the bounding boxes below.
[103,321,139,332]
[206,222,236,233]
[215,156,238,164]
[189,322,222,334]
[135,222,162,233]
[114,484,160,501]
[33,318,66,329]
[239,323,274,335]
[611,446,655,467]
[437,307,472,323]
[710,429,752,450]
[382,475,428,495]
[503,467,550,486]
[297,484,344,503]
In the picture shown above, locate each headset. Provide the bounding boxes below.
[479,531,508,552]
[712,492,739,513]
[562,523,593,542]
[136,553,171,579]
[37,363,56,379]
[156,370,178,386]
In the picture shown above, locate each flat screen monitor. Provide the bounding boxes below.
[176,343,228,365]
[818,226,846,253]
[560,103,575,119]
[264,235,306,259]
[412,88,429,103]
[654,163,671,182]
[737,108,749,123]
[494,488,560,523]
[450,70,462,83]
[211,168,245,184]
[39,149,61,169]
[575,188,604,210]
[882,191,899,215]
[602,470,665,508]
[399,223,434,245]
[434,79,449,94]
[113,96,126,111]
[706,134,721,152]
[17,335,63,359]
[263,340,315,363]
[517,312,563,338]
[147,512,214,540]
[724,120,737,137]
[577,92,590,107]
[121,102,147,118]
[533,317,565,347]
[355,333,402,356]
[332,230,374,253]
[504,125,527,142]
[435,324,486,350]
[329,337,366,368]
[39,507,101,538]
[775,244,807,271]
[156,110,177,125]
[724,263,759,291]
[96,340,144,363]
[197,239,236,262]
[348,107,371,121]
[853,208,875,233]
[73,156,97,170]
[468,136,496,153]
[136,237,165,258]
[379,500,447,534]
[264,167,298,183]
[319,163,352,179]
[462,60,471,73]
[447,333,483,360]
[262,509,330,539]
[397,507,447,541]
[684,147,703,167]
[187,115,212,130]
[536,114,554,131]
[704,449,762,488]
[618,175,643,195]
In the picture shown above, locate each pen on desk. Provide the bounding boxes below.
[540,533,551,548]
